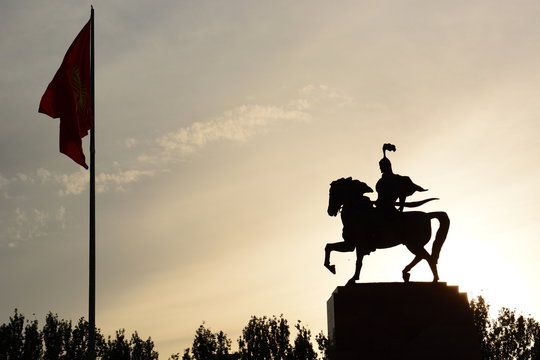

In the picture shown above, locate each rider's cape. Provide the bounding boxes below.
[376,173,426,212]
[376,173,426,199]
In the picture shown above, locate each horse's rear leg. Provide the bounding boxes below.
[324,241,355,274]
[404,246,439,283]
[402,255,422,283]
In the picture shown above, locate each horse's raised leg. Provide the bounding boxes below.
[324,244,336,274]
[325,241,355,274]
[346,248,364,286]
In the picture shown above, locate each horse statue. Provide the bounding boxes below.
[324,177,450,286]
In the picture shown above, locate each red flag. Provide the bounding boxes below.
[39,20,92,169]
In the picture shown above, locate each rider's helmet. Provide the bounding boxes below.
[379,143,396,173]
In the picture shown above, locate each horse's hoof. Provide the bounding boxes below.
[402,271,410,283]
[432,277,439,283]
[345,279,356,286]
[325,264,336,274]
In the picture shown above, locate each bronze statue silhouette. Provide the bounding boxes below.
[324,144,449,285]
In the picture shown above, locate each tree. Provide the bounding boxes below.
[470,296,540,360]
[7,304,539,360]
[291,321,317,360]
[182,348,192,360]
[237,315,291,360]
[533,333,540,360]
[168,348,192,360]
[215,330,234,360]
[0,309,25,359]
[0,309,155,360]
[470,296,491,357]
[42,312,71,360]
[189,323,235,360]
[22,316,42,360]
[168,352,182,360]
[65,317,97,360]
[315,332,330,360]
[192,324,217,360]
[131,331,159,360]
[103,329,131,360]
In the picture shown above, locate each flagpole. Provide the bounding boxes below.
[89,6,96,360]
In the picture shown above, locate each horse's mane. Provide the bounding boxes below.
[331,177,373,195]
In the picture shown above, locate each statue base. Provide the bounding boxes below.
[327,282,481,360]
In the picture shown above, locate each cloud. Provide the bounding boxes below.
[2,168,88,196]
[297,84,354,107]
[124,138,138,149]
[51,168,155,196]
[55,169,90,196]
[140,103,311,164]
[55,206,66,229]
[36,168,52,183]
[1,206,66,246]
[96,170,155,193]
[0,172,32,199]
[0,173,11,198]
[0,83,352,249]
[5,168,155,197]
[159,104,310,147]
[16,173,33,183]
[2,85,344,199]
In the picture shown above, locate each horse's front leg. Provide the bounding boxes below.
[324,241,355,274]
[346,249,364,286]
[324,243,336,274]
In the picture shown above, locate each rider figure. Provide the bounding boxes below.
[375,143,427,217]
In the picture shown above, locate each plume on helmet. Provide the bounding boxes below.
[382,143,396,158]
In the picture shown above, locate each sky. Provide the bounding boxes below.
[2,0,540,357]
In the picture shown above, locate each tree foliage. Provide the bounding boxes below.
[238,315,291,360]
[3,298,540,360]
[470,296,540,360]
[291,321,317,360]
[0,310,157,360]
[181,316,324,360]
[183,322,236,360]
[0,309,25,360]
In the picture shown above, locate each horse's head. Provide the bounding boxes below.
[328,177,373,216]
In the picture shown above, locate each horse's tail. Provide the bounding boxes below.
[430,211,450,264]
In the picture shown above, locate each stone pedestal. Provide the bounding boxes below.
[327,282,481,360]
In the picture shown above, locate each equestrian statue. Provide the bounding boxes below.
[324,144,450,285]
